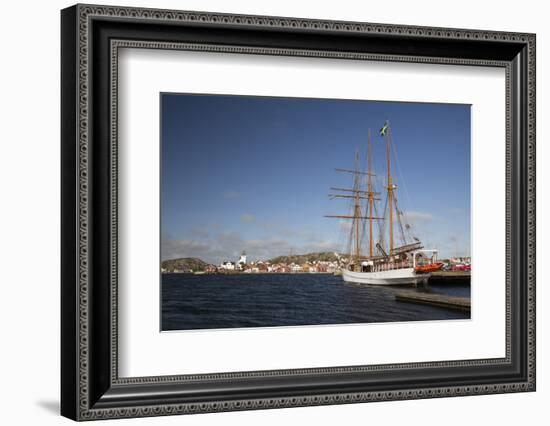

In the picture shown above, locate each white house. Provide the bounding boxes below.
[220,261,236,270]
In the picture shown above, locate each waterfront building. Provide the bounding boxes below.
[220,261,236,270]
[290,264,301,273]
[257,263,269,272]
[238,251,247,270]
[450,256,471,265]
[204,264,217,273]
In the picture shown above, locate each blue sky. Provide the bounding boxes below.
[161,93,470,263]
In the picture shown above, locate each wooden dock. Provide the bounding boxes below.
[429,270,470,284]
[395,291,470,313]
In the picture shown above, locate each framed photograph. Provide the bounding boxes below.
[61,4,536,421]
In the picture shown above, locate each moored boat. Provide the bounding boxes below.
[326,121,439,286]
[414,262,444,274]
[343,268,427,285]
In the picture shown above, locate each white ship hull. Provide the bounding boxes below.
[342,267,430,285]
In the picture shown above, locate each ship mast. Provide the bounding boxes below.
[356,153,362,261]
[367,129,374,257]
[383,121,395,256]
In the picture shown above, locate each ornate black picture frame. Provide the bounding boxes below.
[61,4,536,421]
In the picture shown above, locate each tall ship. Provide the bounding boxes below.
[325,121,443,285]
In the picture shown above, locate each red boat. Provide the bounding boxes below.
[414,262,445,274]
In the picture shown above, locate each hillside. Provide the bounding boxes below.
[268,252,342,265]
[161,257,208,272]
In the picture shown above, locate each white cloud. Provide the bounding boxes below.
[240,213,256,223]
[252,220,324,243]
[402,211,434,222]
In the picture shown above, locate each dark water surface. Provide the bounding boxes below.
[162,273,470,331]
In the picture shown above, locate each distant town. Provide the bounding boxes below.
[161,251,471,275]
